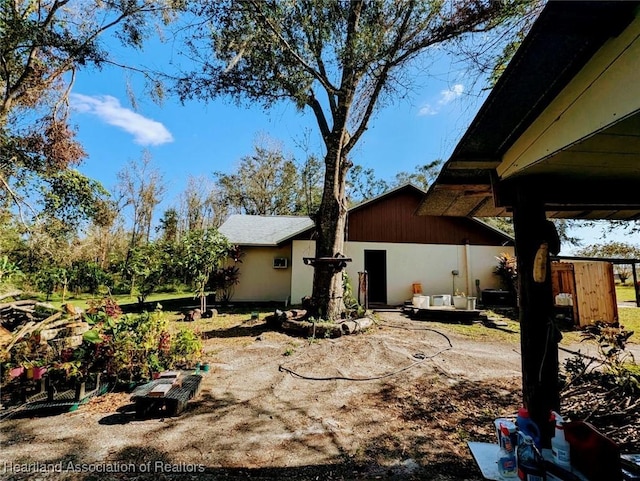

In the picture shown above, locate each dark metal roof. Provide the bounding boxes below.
[418,1,640,220]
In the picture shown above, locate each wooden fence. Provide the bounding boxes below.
[551,261,618,327]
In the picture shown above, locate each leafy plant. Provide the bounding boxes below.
[0,255,21,283]
[343,273,365,318]
[125,242,171,304]
[178,228,234,311]
[170,328,203,367]
[562,321,639,394]
[283,347,295,357]
[209,265,241,304]
[494,252,518,299]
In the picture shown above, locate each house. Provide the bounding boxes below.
[219,184,513,306]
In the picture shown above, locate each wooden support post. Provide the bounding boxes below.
[632,261,640,308]
[512,188,559,447]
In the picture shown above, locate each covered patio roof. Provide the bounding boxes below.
[416,1,640,446]
[417,1,640,220]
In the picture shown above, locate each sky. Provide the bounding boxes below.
[66,23,636,257]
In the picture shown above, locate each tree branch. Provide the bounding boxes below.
[346,0,415,152]
[306,93,331,145]
[246,0,338,97]
[300,0,337,114]
[0,172,35,230]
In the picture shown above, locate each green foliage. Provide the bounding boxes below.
[562,321,639,395]
[347,165,389,204]
[214,138,301,215]
[343,273,365,319]
[0,254,21,283]
[393,160,443,192]
[0,0,173,228]
[99,308,173,383]
[298,154,323,216]
[282,347,295,357]
[170,328,203,367]
[69,260,110,295]
[35,266,66,300]
[158,208,179,243]
[209,265,241,303]
[39,170,110,230]
[494,252,517,293]
[126,241,172,303]
[483,217,515,237]
[178,228,234,306]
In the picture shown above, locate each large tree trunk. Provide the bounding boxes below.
[312,143,350,321]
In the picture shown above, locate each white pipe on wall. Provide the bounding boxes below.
[465,241,472,296]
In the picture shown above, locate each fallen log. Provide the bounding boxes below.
[280,319,343,338]
[39,322,90,342]
[285,309,307,320]
[0,290,22,302]
[339,317,374,334]
[37,312,64,329]
[0,299,38,310]
[4,321,37,351]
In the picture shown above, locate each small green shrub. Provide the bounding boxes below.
[170,328,203,367]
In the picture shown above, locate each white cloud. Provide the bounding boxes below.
[70,93,174,146]
[418,104,438,116]
[418,83,465,117]
[438,83,464,105]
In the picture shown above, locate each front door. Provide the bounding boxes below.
[364,250,387,304]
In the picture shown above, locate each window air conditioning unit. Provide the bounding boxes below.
[273,257,288,269]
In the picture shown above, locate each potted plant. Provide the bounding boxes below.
[26,361,47,380]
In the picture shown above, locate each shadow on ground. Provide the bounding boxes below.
[200,320,273,339]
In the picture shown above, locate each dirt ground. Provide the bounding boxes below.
[0,311,630,481]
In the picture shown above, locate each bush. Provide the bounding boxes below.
[171,328,203,367]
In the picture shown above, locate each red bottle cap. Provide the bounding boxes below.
[518,407,530,418]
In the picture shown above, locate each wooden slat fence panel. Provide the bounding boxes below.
[573,261,618,327]
[551,261,618,327]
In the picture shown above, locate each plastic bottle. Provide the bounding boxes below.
[495,418,517,449]
[550,411,571,469]
[516,433,545,481]
[516,407,542,449]
[497,424,518,478]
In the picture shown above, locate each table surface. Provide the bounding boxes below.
[467,442,588,481]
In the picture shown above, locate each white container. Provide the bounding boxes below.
[555,293,574,306]
[412,294,421,308]
[419,295,430,308]
[551,411,571,469]
[453,296,467,309]
[466,296,477,310]
[431,294,451,306]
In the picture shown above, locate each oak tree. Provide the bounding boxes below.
[176,0,537,319]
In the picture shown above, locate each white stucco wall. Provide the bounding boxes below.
[290,240,316,305]
[231,245,292,303]
[291,240,514,306]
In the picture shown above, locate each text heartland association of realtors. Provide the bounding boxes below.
[2,461,205,474]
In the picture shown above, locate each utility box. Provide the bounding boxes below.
[551,261,618,328]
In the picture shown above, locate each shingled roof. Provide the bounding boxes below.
[219,215,314,246]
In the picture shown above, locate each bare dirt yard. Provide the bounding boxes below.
[1,310,637,481]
